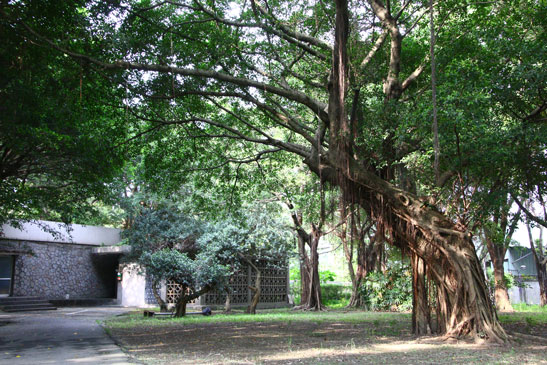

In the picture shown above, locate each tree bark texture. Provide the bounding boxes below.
[247,266,261,314]
[315,0,507,342]
[485,234,513,312]
[303,225,324,310]
[297,228,311,306]
[175,299,187,317]
[526,220,547,306]
[152,279,168,312]
[224,287,232,313]
[289,206,323,310]
[173,284,212,317]
[411,252,432,335]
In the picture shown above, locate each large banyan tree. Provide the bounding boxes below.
[6,0,546,342]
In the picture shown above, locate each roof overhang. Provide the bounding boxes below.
[91,245,131,255]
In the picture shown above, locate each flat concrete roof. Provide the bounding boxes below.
[0,220,122,246]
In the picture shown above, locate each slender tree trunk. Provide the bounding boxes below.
[340,206,368,308]
[224,287,232,313]
[526,219,547,306]
[247,265,261,314]
[288,205,321,309]
[152,279,168,312]
[303,225,324,310]
[430,0,440,183]
[485,234,513,312]
[298,232,311,306]
[411,252,431,335]
[340,210,359,307]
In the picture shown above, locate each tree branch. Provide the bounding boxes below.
[511,194,547,229]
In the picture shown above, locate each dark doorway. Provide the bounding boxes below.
[92,254,120,298]
[0,255,14,297]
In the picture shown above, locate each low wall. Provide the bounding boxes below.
[508,280,541,305]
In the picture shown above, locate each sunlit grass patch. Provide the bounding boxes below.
[498,308,547,326]
[104,308,411,330]
[512,303,547,313]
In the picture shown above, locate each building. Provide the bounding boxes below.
[0,220,126,304]
[503,246,541,305]
[0,220,289,310]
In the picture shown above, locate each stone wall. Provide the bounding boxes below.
[0,240,117,299]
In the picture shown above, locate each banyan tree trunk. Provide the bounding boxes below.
[306,154,506,341]
[290,208,323,311]
[311,0,507,342]
[375,194,505,342]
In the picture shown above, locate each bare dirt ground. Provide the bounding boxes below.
[107,315,547,364]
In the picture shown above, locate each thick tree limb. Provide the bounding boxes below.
[511,194,547,229]
[16,18,330,124]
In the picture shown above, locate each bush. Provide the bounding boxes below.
[321,284,351,305]
[486,268,517,291]
[319,270,337,284]
[289,268,348,306]
[360,262,412,311]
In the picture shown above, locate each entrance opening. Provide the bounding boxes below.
[0,255,14,297]
[92,254,120,298]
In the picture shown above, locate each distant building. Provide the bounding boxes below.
[487,246,541,305]
[0,220,289,310]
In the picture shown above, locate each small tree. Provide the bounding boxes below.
[199,203,293,314]
[123,203,231,316]
[140,248,230,316]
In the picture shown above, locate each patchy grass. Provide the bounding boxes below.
[511,303,547,313]
[104,307,410,330]
[498,306,547,338]
[104,308,547,364]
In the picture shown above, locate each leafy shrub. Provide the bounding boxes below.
[321,283,351,306]
[319,270,337,284]
[486,268,517,290]
[289,268,345,306]
[360,262,412,311]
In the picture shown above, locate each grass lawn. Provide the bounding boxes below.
[104,306,547,364]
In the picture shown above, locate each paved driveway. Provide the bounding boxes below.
[0,306,138,364]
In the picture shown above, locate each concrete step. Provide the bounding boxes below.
[2,305,57,312]
[49,298,118,307]
[0,299,49,306]
[0,296,42,304]
[0,296,56,312]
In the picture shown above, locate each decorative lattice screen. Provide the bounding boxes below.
[144,274,157,305]
[163,263,288,307]
[254,267,288,303]
[201,263,288,306]
[202,268,249,305]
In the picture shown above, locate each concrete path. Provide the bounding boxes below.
[0,306,138,364]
